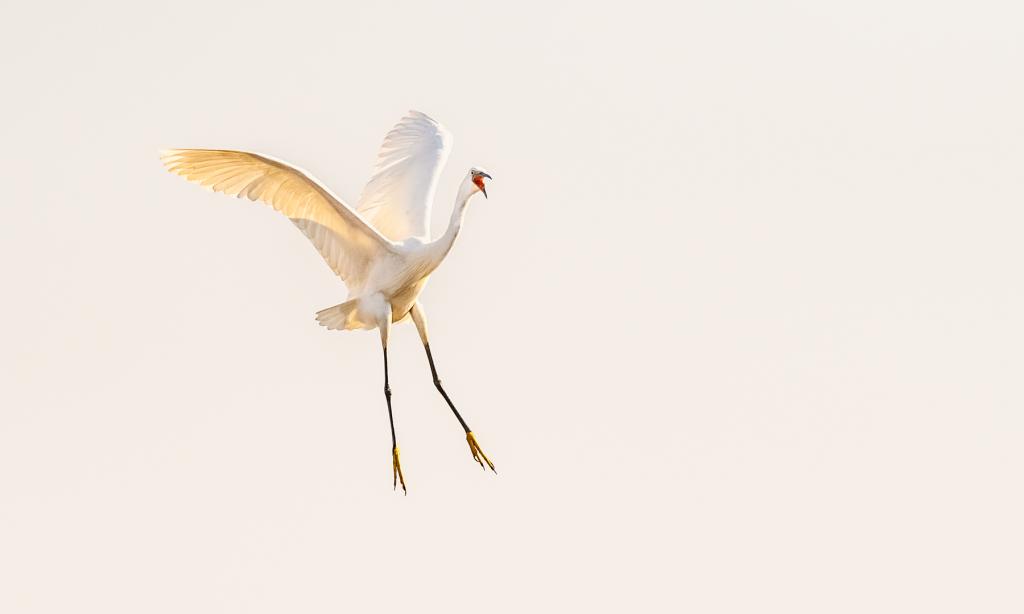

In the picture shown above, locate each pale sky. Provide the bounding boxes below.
[2,1,1022,612]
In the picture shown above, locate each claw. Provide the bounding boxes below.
[466,432,496,473]
[392,446,406,494]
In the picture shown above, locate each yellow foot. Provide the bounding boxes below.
[392,446,406,494]
[466,432,496,473]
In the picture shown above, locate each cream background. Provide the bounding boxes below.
[2,1,1022,612]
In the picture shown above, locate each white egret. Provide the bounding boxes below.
[160,110,494,493]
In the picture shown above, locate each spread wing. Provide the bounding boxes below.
[160,149,396,289]
[355,110,453,242]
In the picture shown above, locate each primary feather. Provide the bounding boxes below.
[160,148,396,290]
[356,110,453,242]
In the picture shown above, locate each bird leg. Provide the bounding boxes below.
[384,358,406,494]
[425,346,497,473]
[410,303,496,473]
[384,366,407,494]
[380,307,407,494]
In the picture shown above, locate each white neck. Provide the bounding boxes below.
[428,180,476,265]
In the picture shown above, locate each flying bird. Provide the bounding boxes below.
[160,110,494,493]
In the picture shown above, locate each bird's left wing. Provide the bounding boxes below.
[355,110,453,242]
[161,149,397,289]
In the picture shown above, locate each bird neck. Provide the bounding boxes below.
[429,183,475,265]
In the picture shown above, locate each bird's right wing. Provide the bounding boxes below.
[355,110,453,242]
[161,149,397,289]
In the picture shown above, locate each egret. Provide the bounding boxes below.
[160,110,495,493]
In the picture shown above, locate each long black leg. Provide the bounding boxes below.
[421,341,495,473]
[381,333,405,493]
[424,343,471,434]
[383,347,397,448]
[410,302,495,473]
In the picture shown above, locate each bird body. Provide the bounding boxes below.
[315,171,479,331]
[161,110,495,493]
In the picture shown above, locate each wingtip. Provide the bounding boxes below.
[407,109,439,124]
[402,110,452,145]
[159,149,182,167]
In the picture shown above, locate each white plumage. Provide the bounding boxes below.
[161,110,495,493]
[160,148,392,289]
[356,110,453,242]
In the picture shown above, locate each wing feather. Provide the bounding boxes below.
[355,110,453,241]
[161,148,396,290]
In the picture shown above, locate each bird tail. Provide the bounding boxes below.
[315,299,365,331]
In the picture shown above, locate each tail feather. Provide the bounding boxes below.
[316,299,362,331]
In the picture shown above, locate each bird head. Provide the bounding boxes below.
[469,167,492,199]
